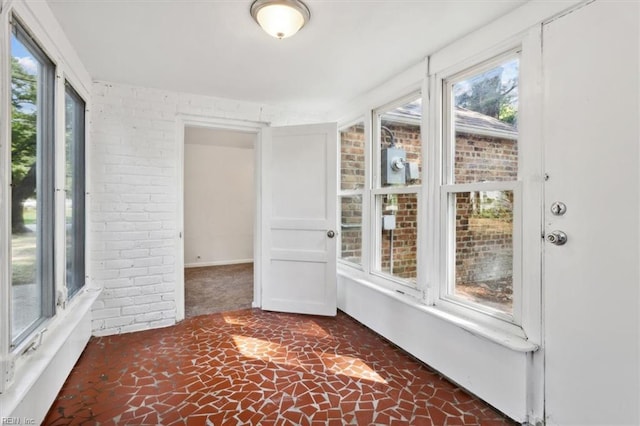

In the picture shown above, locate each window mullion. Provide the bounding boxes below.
[442,181,520,193]
[371,186,419,196]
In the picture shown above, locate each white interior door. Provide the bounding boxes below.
[542,2,639,425]
[261,123,337,316]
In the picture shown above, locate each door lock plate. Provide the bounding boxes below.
[550,201,567,216]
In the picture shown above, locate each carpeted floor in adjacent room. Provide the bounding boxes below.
[184,263,254,318]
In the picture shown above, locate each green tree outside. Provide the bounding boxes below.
[455,61,518,127]
[11,56,38,233]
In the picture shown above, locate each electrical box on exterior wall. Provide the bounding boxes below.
[381,147,406,185]
[382,214,396,230]
[405,162,420,182]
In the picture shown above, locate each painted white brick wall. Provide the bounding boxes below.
[90,81,326,336]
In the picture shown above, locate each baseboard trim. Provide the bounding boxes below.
[185,259,253,268]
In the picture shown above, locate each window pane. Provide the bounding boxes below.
[339,195,362,265]
[10,29,54,341]
[378,98,422,188]
[65,85,86,299]
[453,58,519,183]
[452,191,513,313]
[340,122,365,191]
[377,193,417,284]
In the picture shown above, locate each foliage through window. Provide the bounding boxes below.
[443,54,520,317]
[10,21,56,344]
[336,53,525,326]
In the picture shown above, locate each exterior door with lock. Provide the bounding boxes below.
[542,1,639,424]
[261,123,338,316]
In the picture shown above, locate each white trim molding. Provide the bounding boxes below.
[175,114,266,321]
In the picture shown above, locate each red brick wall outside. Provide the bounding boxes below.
[340,124,365,264]
[340,121,421,278]
[340,123,365,191]
[379,121,421,281]
[454,133,518,183]
[340,122,517,305]
[454,132,517,311]
[340,195,362,265]
[380,193,418,282]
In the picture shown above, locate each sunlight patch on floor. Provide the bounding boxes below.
[232,334,387,384]
[321,353,388,384]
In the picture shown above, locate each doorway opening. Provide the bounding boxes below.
[182,125,258,318]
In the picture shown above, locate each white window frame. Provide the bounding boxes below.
[440,49,522,325]
[1,7,92,379]
[63,82,86,301]
[336,31,542,343]
[8,16,57,348]
[427,32,542,338]
[439,181,523,324]
[338,118,368,271]
[370,91,423,291]
[0,3,96,410]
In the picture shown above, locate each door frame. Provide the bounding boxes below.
[176,115,266,321]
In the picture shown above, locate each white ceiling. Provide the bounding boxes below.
[46,0,527,113]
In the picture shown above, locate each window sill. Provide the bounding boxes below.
[0,285,102,417]
[416,302,538,353]
[338,268,538,353]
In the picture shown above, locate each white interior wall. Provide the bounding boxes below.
[184,128,255,267]
[89,81,325,337]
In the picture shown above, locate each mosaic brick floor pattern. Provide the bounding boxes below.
[44,309,516,425]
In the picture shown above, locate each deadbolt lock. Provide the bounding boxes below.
[550,201,567,216]
[327,230,336,238]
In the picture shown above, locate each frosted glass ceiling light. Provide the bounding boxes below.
[250,0,310,39]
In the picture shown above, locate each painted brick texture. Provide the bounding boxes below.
[89,81,324,336]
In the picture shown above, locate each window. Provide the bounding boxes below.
[339,121,365,266]
[10,20,56,345]
[64,84,86,299]
[337,50,529,330]
[337,95,423,294]
[373,96,422,285]
[441,53,520,320]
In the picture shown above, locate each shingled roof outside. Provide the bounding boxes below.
[384,100,518,140]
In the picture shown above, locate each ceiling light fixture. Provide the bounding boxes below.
[250,0,311,39]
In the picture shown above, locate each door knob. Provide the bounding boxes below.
[327,230,335,238]
[547,230,568,246]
